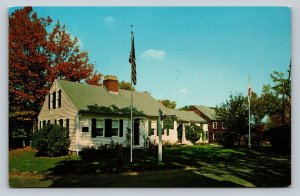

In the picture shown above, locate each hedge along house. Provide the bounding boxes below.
[38,75,205,154]
[189,105,226,143]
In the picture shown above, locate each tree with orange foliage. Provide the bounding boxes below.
[9,7,52,136]
[9,7,102,138]
[47,22,102,85]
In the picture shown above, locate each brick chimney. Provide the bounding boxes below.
[103,75,118,94]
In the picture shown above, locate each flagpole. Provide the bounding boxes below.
[248,77,251,148]
[130,27,133,163]
[130,73,133,162]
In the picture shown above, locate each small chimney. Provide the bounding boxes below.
[103,75,118,94]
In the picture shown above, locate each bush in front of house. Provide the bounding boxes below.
[31,124,70,157]
[185,123,202,144]
[215,132,236,148]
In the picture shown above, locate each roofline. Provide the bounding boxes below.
[38,80,79,120]
[190,105,215,121]
[56,79,79,112]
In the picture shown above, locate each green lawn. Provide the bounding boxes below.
[9,145,291,188]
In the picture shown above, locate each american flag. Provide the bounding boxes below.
[248,79,252,102]
[129,31,136,85]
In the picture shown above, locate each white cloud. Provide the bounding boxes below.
[140,49,166,60]
[178,88,189,93]
[104,16,115,24]
[172,88,190,94]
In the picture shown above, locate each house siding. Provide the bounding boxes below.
[189,106,225,143]
[77,114,129,149]
[38,81,78,151]
[147,120,178,145]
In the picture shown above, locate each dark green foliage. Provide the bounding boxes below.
[185,123,203,144]
[179,105,192,111]
[31,124,70,157]
[118,81,135,91]
[160,99,176,109]
[268,125,291,153]
[215,94,248,143]
[215,132,236,148]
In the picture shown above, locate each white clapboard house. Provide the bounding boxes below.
[38,75,206,153]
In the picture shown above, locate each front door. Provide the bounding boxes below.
[134,119,140,145]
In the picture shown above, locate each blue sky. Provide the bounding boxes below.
[9,6,291,108]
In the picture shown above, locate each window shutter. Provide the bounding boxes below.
[119,119,123,137]
[48,120,50,124]
[105,119,112,137]
[59,119,63,127]
[55,119,57,125]
[91,118,96,138]
[148,120,152,136]
[48,93,50,109]
[156,121,158,136]
[58,90,61,108]
[39,121,42,129]
[66,119,69,131]
[53,92,56,109]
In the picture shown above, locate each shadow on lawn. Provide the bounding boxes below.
[44,146,291,187]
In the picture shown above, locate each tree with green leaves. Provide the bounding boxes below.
[179,105,192,111]
[215,94,248,144]
[185,123,203,144]
[160,99,176,109]
[118,81,135,91]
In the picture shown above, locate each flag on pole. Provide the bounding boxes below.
[248,79,252,102]
[129,31,137,85]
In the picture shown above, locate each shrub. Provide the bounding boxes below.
[268,125,291,153]
[31,124,70,157]
[185,123,203,144]
[215,132,236,148]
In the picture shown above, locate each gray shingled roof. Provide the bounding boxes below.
[57,79,174,116]
[57,80,206,123]
[193,105,217,120]
[169,109,206,123]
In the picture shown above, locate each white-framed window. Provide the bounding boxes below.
[96,120,104,137]
[80,118,90,133]
[213,122,217,129]
[213,133,216,140]
[112,120,119,136]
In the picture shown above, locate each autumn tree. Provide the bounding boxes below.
[9,7,103,138]
[47,22,102,85]
[9,7,52,136]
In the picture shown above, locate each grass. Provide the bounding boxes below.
[9,145,291,188]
